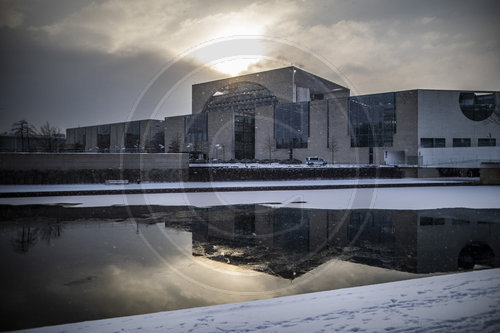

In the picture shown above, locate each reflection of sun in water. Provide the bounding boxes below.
[212,56,262,77]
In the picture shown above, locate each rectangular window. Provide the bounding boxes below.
[97,124,110,152]
[124,121,140,151]
[420,138,445,148]
[435,138,446,147]
[185,113,207,143]
[274,102,309,149]
[420,217,445,226]
[478,138,496,147]
[453,138,471,147]
[349,92,395,147]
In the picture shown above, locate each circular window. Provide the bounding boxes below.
[459,92,496,121]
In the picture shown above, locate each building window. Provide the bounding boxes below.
[124,121,140,152]
[459,92,496,121]
[75,127,86,151]
[420,138,445,148]
[185,113,207,143]
[97,125,110,152]
[478,138,496,147]
[274,102,309,149]
[349,92,396,147]
[420,217,445,226]
[234,112,255,160]
[453,138,471,147]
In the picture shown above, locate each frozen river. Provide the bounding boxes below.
[1,201,499,331]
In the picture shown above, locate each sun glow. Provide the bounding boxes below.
[212,56,262,76]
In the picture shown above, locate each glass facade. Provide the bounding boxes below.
[234,112,255,160]
[348,211,394,244]
[97,125,110,152]
[185,113,207,143]
[274,208,309,254]
[274,102,309,149]
[204,82,277,113]
[124,121,140,152]
[349,93,396,147]
[74,127,86,151]
[459,92,496,121]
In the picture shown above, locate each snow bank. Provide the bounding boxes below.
[1,186,499,210]
[0,178,474,193]
[22,268,500,333]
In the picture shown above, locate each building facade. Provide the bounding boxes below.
[66,119,165,153]
[165,66,500,167]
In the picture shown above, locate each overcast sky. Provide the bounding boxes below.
[1,0,499,133]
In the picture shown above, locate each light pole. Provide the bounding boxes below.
[292,67,297,103]
[215,144,224,161]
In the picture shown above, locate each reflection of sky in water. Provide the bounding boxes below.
[2,205,499,331]
[0,219,420,331]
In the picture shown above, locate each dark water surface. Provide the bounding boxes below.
[1,204,499,330]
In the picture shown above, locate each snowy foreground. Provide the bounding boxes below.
[20,269,500,333]
[0,178,474,193]
[1,185,499,211]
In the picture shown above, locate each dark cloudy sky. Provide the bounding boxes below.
[1,0,499,133]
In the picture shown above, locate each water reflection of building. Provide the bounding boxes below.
[191,205,500,278]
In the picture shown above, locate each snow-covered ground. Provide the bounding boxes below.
[0,178,475,193]
[20,268,500,333]
[1,185,499,210]
[191,162,395,168]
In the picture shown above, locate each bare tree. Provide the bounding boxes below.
[264,135,274,160]
[11,119,37,151]
[11,224,39,253]
[328,138,339,164]
[39,121,61,152]
[168,132,181,153]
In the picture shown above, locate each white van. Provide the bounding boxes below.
[305,156,327,166]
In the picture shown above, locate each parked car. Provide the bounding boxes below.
[306,156,327,166]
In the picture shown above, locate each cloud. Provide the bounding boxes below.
[0,1,24,28]
[1,0,499,133]
[35,0,298,58]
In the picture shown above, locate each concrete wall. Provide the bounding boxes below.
[208,110,234,161]
[255,105,276,160]
[0,153,188,171]
[165,115,186,152]
[67,119,165,152]
[388,90,419,164]
[110,123,125,152]
[417,210,500,273]
[417,90,500,168]
[419,147,500,168]
[480,162,500,184]
[329,97,352,164]
[418,90,500,147]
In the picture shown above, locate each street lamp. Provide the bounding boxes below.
[215,144,224,161]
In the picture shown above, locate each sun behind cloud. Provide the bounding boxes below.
[211,56,262,76]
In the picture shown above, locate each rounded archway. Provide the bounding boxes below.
[457,242,495,270]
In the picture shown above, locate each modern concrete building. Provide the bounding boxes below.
[66,119,165,153]
[191,205,500,276]
[165,66,500,168]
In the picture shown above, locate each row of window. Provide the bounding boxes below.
[420,138,496,148]
[349,92,396,148]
